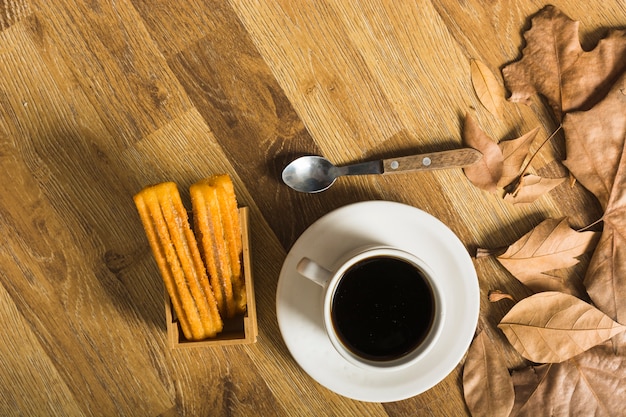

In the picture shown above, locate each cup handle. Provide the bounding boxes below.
[296,257,332,287]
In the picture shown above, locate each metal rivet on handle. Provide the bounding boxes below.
[422,157,432,166]
[390,160,399,169]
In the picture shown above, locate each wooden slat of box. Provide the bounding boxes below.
[164,207,258,348]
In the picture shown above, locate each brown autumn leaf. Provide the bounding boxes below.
[470,59,505,118]
[610,332,626,357]
[462,112,503,192]
[462,113,544,196]
[463,331,514,417]
[496,218,600,296]
[584,206,626,324]
[498,127,540,188]
[562,71,626,210]
[510,343,626,417]
[498,292,626,363]
[503,174,567,205]
[502,5,626,120]
[562,68,626,324]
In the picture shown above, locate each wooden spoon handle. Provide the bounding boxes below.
[382,148,482,173]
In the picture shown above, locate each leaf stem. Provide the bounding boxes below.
[503,124,563,195]
[521,124,563,176]
[576,216,605,232]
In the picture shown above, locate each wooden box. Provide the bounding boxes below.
[164,207,258,348]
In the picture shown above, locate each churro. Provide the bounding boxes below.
[210,174,245,315]
[191,175,245,318]
[134,182,223,340]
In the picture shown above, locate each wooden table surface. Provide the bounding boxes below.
[0,1,621,415]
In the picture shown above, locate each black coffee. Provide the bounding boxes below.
[331,256,435,361]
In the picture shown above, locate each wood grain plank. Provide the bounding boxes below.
[0,281,85,416]
[0,0,31,30]
[229,0,406,159]
[0,154,174,416]
[129,0,222,59]
[0,19,174,416]
[27,0,192,146]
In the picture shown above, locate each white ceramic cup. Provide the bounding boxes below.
[296,246,445,372]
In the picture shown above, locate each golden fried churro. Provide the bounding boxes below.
[190,181,234,318]
[191,175,245,318]
[134,182,223,340]
[211,175,246,315]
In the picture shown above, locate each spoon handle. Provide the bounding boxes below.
[382,148,482,174]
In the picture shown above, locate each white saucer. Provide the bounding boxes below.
[276,201,479,403]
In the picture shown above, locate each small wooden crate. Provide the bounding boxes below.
[164,207,258,348]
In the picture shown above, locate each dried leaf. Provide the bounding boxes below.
[462,112,503,192]
[562,71,626,209]
[584,218,626,323]
[510,343,626,416]
[503,174,566,204]
[562,71,626,323]
[502,5,626,120]
[498,127,540,188]
[610,331,626,357]
[498,292,626,363]
[463,331,514,417]
[497,218,599,296]
[470,59,505,118]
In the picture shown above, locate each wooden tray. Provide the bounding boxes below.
[164,207,258,348]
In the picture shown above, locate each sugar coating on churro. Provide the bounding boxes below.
[190,181,234,318]
[211,175,246,315]
[191,175,245,318]
[134,182,223,340]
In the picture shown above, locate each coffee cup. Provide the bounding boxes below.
[296,246,444,372]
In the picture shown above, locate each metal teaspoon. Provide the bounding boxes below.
[281,148,482,193]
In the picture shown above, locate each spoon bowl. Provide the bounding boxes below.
[282,156,340,193]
